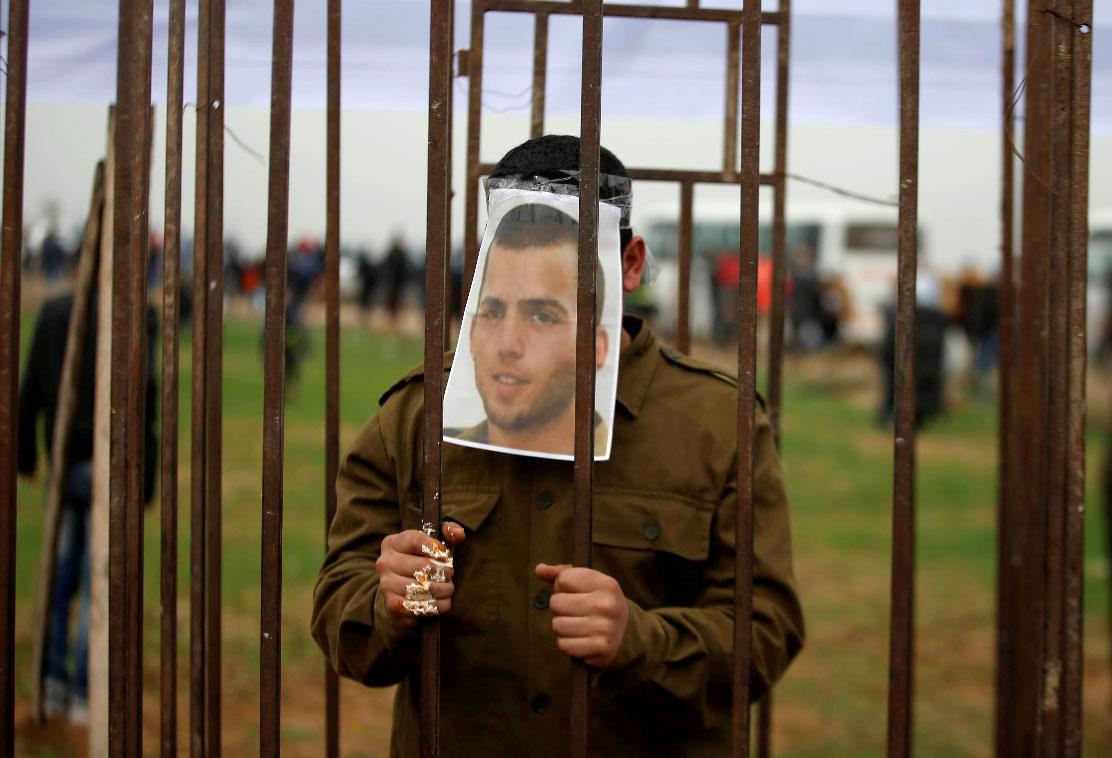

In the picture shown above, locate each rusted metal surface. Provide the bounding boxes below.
[765,0,791,444]
[423,2,453,755]
[0,0,28,749]
[676,182,693,353]
[730,2,760,755]
[161,1,185,755]
[531,13,549,140]
[1062,9,1091,755]
[887,2,919,756]
[462,1,486,295]
[723,21,740,180]
[191,1,225,754]
[1033,2,1090,754]
[109,0,154,753]
[324,0,342,754]
[571,4,603,755]
[993,2,1017,753]
[260,0,294,753]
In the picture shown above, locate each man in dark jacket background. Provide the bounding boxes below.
[18,290,157,721]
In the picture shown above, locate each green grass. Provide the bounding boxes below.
[10,314,1112,755]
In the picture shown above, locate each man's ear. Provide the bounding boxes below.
[595,327,609,370]
[621,236,647,294]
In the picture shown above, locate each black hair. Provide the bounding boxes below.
[488,202,605,317]
[490,135,634,251]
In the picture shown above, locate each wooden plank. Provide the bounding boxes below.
[89,109,116,758]
[28,161,106,723]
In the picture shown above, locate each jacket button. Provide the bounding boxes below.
[643,521,661,542]
[532,591,550,610]
[530,694,550,714]
[536,492,554,510]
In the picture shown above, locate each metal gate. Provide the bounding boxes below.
[0,0,1094,756]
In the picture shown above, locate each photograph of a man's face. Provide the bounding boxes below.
[443,188,623,461]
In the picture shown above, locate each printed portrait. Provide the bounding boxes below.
[443,188,623,461]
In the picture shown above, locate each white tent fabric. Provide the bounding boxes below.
[16,0,1111,132]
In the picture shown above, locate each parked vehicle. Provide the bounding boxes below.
[640,200,905,345]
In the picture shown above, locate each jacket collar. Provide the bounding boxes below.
[616,315,658,419]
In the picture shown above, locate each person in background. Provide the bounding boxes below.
[18,290,157,723]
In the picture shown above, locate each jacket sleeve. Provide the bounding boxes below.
[597,410,804,723]
[311,411,420,686]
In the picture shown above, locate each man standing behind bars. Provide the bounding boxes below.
[312,136,804,757]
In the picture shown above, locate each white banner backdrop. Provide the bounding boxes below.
[16,0,1111,133]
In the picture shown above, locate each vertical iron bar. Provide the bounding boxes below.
[463,1,486,296]
[1039,2,1073,751]
[1013,5,1053,752]
[1062,7,1091,756]
[190,1,212,751]
[128,7,155,749]
[531,13,549,139]
[109,0,153,752]
[161,1,186,755]
[677,182,693,354]
[887,1,919,756]
[260,0,295,753]
[0,0,28,751]
[993,1,1016,754]
[757,3,791,751]
[423,2,453,756]
[324,0,342,754]
[723,21,741,179]
[572,2,603,756]
[766,0,791,443]
[732,2,761,755]
[205,5,226,754]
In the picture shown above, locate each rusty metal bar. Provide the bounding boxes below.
[1062,8,1091,756]
[260,0,294,752]
[189,1,213,750]
[676,182,693,353]
[205,4,226,754]
[993,1,1016,751]
[485,0,786,25]
[887,1,919,756]
[0,0,28,749]
[766,0,791,443]
[191,1,225,753]
[161,0,186,754]
[731,1,761,756]
[423,1,453,755]
[572,1,603,754]
[1039,3,1091,754]
[324,0,342,754]
[531,13,549,140]
[109,0,153,753]
[463,1,486,296]
[756,4,791,749]
[1011,5,1054,752]
[723,21,740,179]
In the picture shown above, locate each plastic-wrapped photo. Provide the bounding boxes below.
[443,188,622,461]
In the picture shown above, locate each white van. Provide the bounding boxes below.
[1087,210,1112,353]
[640,200,904,344]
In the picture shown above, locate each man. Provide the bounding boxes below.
[446,202,609,457]
[18,290,157,721]
[312,135,804,756]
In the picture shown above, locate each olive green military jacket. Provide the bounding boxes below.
[312,317,804,757]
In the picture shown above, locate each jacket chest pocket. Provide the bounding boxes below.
[402,485,501,635]
[591,490,714,609]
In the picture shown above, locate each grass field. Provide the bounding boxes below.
[10,313,1112,756]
